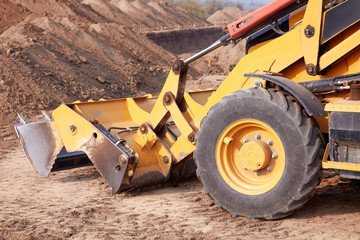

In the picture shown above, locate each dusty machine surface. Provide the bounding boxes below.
[15,0,360,219]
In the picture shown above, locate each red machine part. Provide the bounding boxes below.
[224,0,298,40]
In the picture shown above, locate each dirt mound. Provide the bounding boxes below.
[131,0,160,16]
[110,0,139,16]
[0,1,30,34]
[0,0,208,124]
[207,10,232,25]
[207,6,248,26]
[180,39,246,78]
[148,0,167,15]
[222,6,248,20]
[82,0,133,24]
[131,0,176,27]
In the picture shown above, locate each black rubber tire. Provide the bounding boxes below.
[194,88,324,219]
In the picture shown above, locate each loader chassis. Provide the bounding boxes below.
[15,0,360,219]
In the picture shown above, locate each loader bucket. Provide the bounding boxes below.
[15,107,137,194]
[15,62,213,193]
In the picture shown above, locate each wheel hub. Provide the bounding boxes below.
[238,141,271,171]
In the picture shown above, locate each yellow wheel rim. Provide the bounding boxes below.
[216,119,286,195]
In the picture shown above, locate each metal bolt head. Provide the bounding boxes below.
[243,138,249,144]
[267,165,273,172]
[254,80,261,88]
[272,153,278,159]
[69,125,77,133]
[172,60,182,74]
[163,156,170,164]
[188,133,195,142]
[255,134,261,140]
[255,171,260,176]
[164,94,171,104]
[119,155,127,165]
[306,64,317,76]
[304,25,315,38]
[267,140,274,146]
[139,124,148,134]
[115,165,121,172]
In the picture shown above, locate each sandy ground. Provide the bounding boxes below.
[1,123,360,240]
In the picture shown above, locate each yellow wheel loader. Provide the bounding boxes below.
[15,0,360,219]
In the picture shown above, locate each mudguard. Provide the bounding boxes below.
[245,73,327,117]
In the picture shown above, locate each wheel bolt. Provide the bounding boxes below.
[267,140,273,146]
[272,153,278,159]
[267,166,273,171]
[255,134,261,140]
[255,171,260,176]
[243,138,249,144]
[223,137,233,145]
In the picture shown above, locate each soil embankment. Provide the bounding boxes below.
[0,0,207,124]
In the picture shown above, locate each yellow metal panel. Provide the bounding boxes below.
[134,133,148,150]
[170,135,196,163]
[71,99,134,126]
[319,28,360,70]
[52,104,99,151]
[325,102,360,113]
[148,68,184,131]
[184,92,204,116]
[323,160,360,172]
[126,98,150,124]
[165,93,195,140]
[300,0,323,71]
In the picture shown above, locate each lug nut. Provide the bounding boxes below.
[272,153,278,159]
[243,138,249,144]
[255,171,260,176]
[255,134,261,140]
[267,140,273,146]
[223,137,233,145]
[267,166,273,172]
